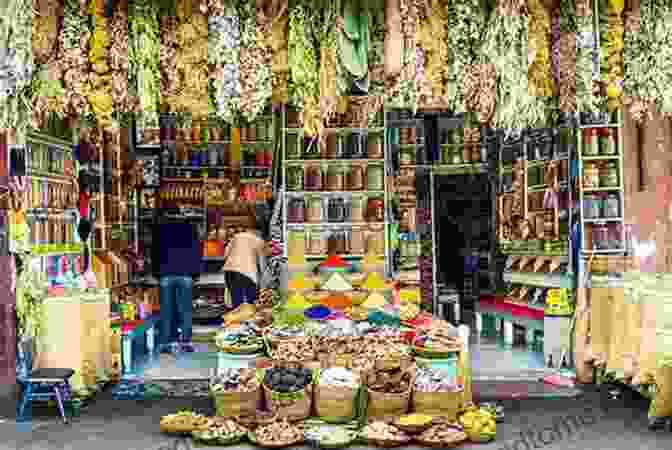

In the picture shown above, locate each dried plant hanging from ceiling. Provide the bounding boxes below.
[623,0,672,124]
[0,0,34,133]
[385,0,418,112]
[129,0,160,130]
[598,0,624,113]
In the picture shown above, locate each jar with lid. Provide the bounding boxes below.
[347,164,365,191]
[367,134,383,159]
[348,132,367,159]
[451,147,463,165]
[287,165,304,191]
[306,197,323,223]
[350,195,366,222]
[349,226,365,254]
[327,197,346,222]
[366,164,384,191]
[305,165,323,191]
[288,198,306,223]
[583,162,599,188]
[583,194,599,219]
[583,129,599,156]
[367,197,385,222]
[400,148,414,165]
[603,193,620,218]
[326,165,345,191]
[592,223,609,250]
[326,133,342,159]
[599,128,616,155]
[600,161,618,187]
[307,229,325,254]
[285,133,301,159]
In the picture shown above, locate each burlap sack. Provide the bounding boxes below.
[213,387,262,418]
[635,274,661,385]
[367,386,412,421]
[588,287,612,368]
[650,365,672,417]
[314,384,360,423]
[263,383,313,421]
[622,276,643,379]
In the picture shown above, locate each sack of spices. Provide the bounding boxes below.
[314,367,361,423]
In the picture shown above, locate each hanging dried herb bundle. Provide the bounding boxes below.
[478,0,549,131]
[385,0,418,111]
[288,2,319,110]
[129,0,160,129]
[59,0,91,119]
[209,12,241,124]
[318,2,338,126]
[623,0,672,122]
[528,0,554,97]
[416,0,447,108]
[238,0,272,122]
[446,0,486,112]
[574,4,599,114]
[109,3,133,114]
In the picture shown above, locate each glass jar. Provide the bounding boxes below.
[350,195,366,222]
[451,147,463,165]
[366,164,384,191]
[592,224,609,250]
[349,226,365,254]
[367,197,385,222]
[287,165,304,191]
[286,133,301,159]
[347,164,365,191]
[603,193,620,218]
[326,165,345,191]
[306,197,323,223]
[348,132,367,159]
[600,161,619,187]
[307,229,325,254]
[583,194,599,219]
[583,163,599,188]
[583,129,599,156]
[327,197,346,222]
[305,165,323,191]
[326,133,341,159]
[367,134,383,159]
[400,148,414,165]
[288,198,305,223]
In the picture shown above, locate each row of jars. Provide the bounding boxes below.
[286,132,384,160]
[582,128,617,156]
[287,196,385,223]
[583,161,619,189]
[287,163,384,192]
[287,228,385,256]
[583,193,620,219]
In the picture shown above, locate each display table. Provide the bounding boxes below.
[37,293,111,391]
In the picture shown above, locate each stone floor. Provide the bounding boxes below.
[2,384,667,450]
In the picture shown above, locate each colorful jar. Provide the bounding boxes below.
[600,161,619,187]
[583,163,599,188]
[305,165,323,191]
[367,197,384,222]
[366,164,384,191]
[603,193,620,218]
[326,165,345,191]
[599,128,616,155]
[583,129,599,156]
[287,165,304,191]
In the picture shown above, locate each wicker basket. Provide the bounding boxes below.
[411,388,463,421]
[212,386,262,418]
[366,385,412,421]
[314,383,360,423]
[263,383,313,421]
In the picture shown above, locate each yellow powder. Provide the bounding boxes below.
[288,254,307,265]
[363,292,386,309]
[288,275,308,290]
[286,293,309,309]
[363,272,385,290]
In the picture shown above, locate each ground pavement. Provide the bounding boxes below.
[0,384,669,450]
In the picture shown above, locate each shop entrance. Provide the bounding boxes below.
[433,173,547,378]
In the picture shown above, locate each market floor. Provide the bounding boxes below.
[2,386,669,450]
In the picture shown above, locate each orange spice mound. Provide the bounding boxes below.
[321,293,353,310]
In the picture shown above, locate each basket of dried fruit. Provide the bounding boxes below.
[393,413,434,434]
[247,419,305,448]
[210,369,262,418]
[415,422,468,448]
[360,421,412,448]
[191,418,248,446]
[159,411,210,435]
